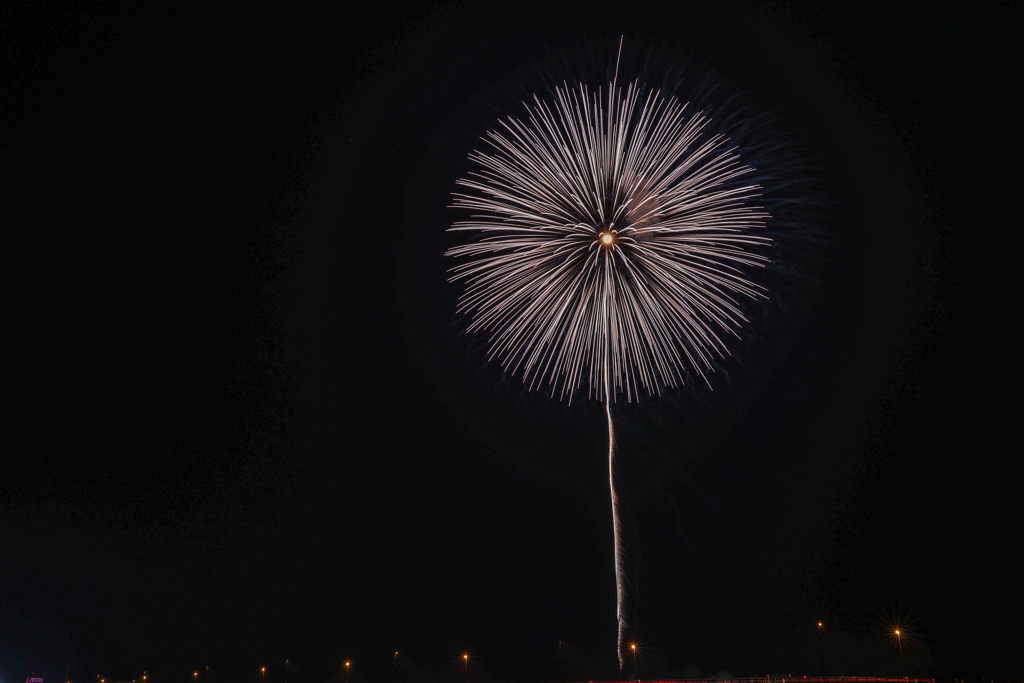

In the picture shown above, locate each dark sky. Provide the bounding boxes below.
[4,1,1020,683]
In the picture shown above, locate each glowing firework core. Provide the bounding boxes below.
[601,232,613,245]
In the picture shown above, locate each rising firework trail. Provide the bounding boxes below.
[447,39,771,671]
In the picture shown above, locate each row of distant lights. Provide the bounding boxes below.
[817,621,904,638]
[88,634,905,683]
[91,673,148,683]
[84,643,618,683]
[90,652,473,683]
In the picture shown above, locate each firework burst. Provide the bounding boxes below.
[446,45,772,670]
[449,80,770,401]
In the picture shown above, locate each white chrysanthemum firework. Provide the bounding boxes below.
[448,79,770,403]
[446,69,772,672]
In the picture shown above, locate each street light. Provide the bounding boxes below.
[345,662,350,683]
[462,654,469,683]
[629,643,638,680]
[817,622,826,681]
[894,629,905,679]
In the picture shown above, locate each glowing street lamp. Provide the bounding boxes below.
[894,629,905,679]
[629,643,638,680]
[462,654,469,683]
[817,622,826,681]
[345,662,350,683]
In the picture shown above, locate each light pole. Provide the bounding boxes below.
[462,654,469,683]
[629,643,637,680]
[894,630,905,679]
[817,622,826,681]
[345,662,350,683]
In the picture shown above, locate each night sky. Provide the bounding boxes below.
[4,2,1020,683]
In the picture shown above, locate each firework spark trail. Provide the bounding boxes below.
[604,286,627,671]
[448,65,770,670]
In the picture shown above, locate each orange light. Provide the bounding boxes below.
[601,233,613,245]
[345,663,350,668]
[463,654,468,660]
[895,630,900,635]
[631,644,636,650]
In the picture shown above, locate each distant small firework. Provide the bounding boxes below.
[447,40,771,670]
